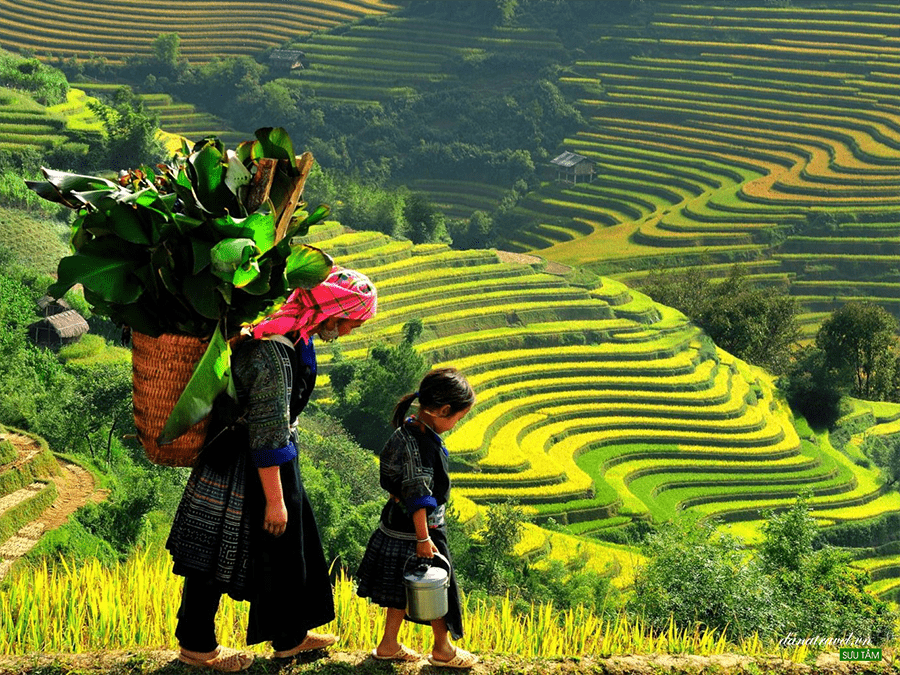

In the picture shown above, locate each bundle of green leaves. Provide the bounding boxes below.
[26,127,335,444]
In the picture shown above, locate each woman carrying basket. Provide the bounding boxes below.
[166,267,377,673]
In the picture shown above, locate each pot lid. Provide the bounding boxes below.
[404,562,448,588]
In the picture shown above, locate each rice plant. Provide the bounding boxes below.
[0,553,812,660]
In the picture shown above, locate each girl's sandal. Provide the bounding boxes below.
[178,646,254,672]
[428,647,478,669]
[273,632,338,658]
[371,644,422,662]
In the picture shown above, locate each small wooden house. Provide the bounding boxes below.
[551,151,595,185]
[269,49,305,71]
[28,310,89,348]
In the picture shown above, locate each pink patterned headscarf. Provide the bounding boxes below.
[251,266,377,343]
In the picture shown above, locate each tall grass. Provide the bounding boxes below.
[1,552,813,660]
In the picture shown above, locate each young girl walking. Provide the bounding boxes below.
[355,368,478,669]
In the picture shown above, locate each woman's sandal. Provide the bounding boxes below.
[272,632,338,658]
[178,646,254,672]
[371,644,422,662]
[428,647,479,669]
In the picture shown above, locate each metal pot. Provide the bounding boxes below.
[403,552,451,622]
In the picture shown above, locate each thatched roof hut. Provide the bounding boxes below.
[28,310,89,348]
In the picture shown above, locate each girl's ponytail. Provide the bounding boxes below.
[391,391,419,429]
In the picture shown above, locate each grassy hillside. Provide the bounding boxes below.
[277,15,565,106]
[0,206,69,275]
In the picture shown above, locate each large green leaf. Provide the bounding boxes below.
[235,139,263,165]
[50,239,145,304]
[182,271,222,320]
[189,142,229,212]
[102,200,152,245]
[238,258,274,296]
[224,149,253,197]
[232,263,261,289]
[210,238,261,284]
[158,325,236,445]
[285,244,333,289]
[209,211,275,254]
[67,187,117,208]
[238,211,276,254]
[121,186,174,223]
[255,127,295,166]
[42,168,117,194]
[191,239,212,275]
[285,204,330,239]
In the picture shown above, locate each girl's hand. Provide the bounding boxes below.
[416,537,438,559]
[264,499,288,537]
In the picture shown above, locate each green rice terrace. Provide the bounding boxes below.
[1,0,900,655]
[300,222,900,601]
[0,87,80,150]
[507,2,900,338]
[0,0,398,65]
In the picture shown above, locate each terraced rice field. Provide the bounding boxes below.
[508,2,900,332]
[0,0,398,64]
[0,87,69,153]
[139,93,249,148]
[301,223,899,594]
[278,16,565,106]
[45,88,103,134]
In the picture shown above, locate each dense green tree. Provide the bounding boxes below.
[330,320,428,451]
[629,517,779,638]
[861,434,900,488]
[759,497,895,642]
[88,88,166,169]
[403,193,449,244]
[643,266,800,373]
[152,32,181,68]
[450,210,495,249]
[629,498,896,642]
[816,302,899,400]
[67,361,133,463]
[778,345,845,427]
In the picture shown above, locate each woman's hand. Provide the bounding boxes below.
[416,537,438,558]
[264,499,288,537]
[258,465,287,537]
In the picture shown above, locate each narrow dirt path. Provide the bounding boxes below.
[0,432,107,580]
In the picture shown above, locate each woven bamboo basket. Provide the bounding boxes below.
[131,331,211,467]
